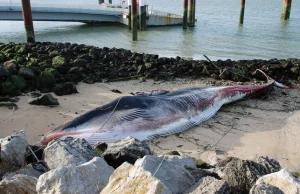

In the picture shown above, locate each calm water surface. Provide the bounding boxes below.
[0,0,299,60]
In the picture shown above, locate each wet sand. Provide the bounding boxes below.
[1,79,299,171]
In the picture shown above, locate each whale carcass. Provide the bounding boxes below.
[40,70,288,145]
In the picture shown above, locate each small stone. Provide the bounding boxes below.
[29,94,59,106]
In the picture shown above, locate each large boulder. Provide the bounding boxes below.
[102,137,152,168]
[37,157,113,194]
[250,169,300,194]
[215,157,281,193]
[44,137,98,170]
[135,155,195,194]
[183,176,230,194]
[0,174,37,194]
[29,93,59,106]
[54,82,78,96]
[100,162,171,194]
[0,131,28,177]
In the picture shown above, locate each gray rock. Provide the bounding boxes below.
[158,155,197,169]
[0,174,37,194]
[252,169,300,194]
[256,156,281,174]
[0,65,9,77]
[44,137,99,169]
[19,67,35,79]
[215,157,281,193]
[4,166,43,179]
[49,50,59,57]
[103,136,152,168]
[0,131,28,177]
[4,59,17,74]
[12,75,26,91]
[184,176,230,194]
[37,157,113,194]
[135,155,195,194]
[54,82,78,96]
[29,93,59,106]
[250,183,284,194]
[187,168,220,183]
[101,162,171,194]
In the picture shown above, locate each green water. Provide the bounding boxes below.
[0,0,299,60]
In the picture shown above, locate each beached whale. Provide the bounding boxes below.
[40,70,288,145]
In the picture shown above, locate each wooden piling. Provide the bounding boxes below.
[128,0,131,29]
[187,0,194,27]
[239,0,246,24]
[183,0,188,29]
[281,0,292,20]
[139,0,147,30]
[131,0,138,41]
[192,0,196,26]
[21,0,35,43]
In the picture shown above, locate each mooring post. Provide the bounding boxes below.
[281,0,292,20]
[21,0,35,43]
[192,0,196,26]
[187,0,194,27]
[128,0,131,29]
[183,0,188,29]
[139,0,147,30]
[131,0,138,41]
[239,0,246,24]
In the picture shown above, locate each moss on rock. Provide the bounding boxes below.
[37,71,56,90]
[52,56,66,67]
[45,68,60,78]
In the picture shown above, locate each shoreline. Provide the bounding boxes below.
[1,42,300,171]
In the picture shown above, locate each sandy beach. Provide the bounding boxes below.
[1,79,299,171]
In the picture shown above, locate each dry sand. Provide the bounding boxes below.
[0,79,299,171]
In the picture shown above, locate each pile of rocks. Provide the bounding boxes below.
[0,132,300,194]
[0,42,299,97]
